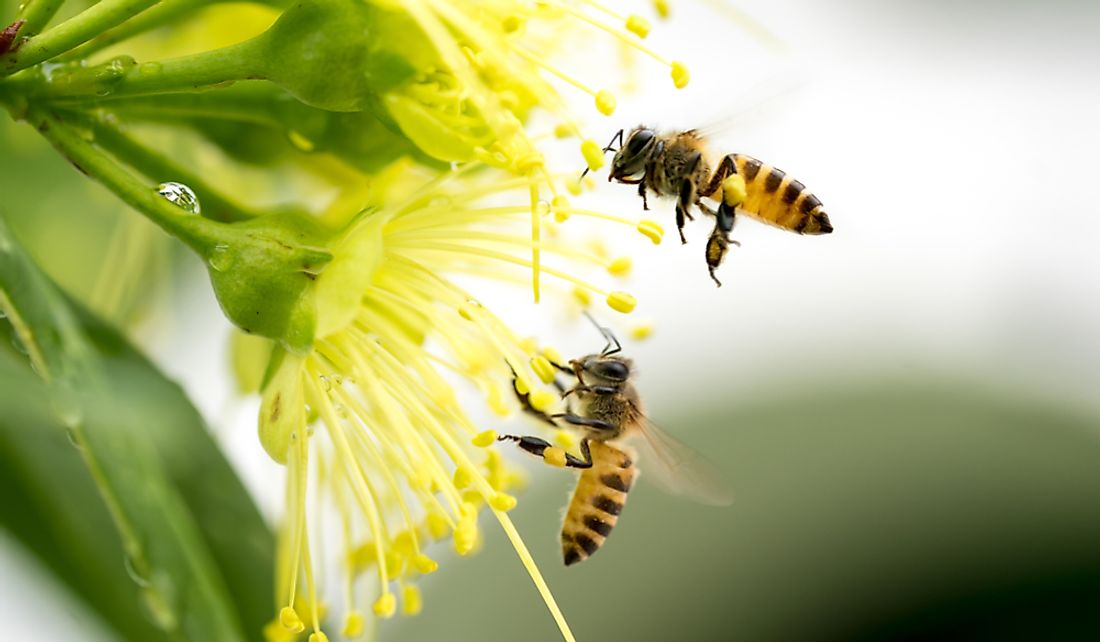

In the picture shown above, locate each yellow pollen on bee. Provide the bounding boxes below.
[595,90,617,116]
[671,61,690,88]
[279,607,305,633]
[607,256,632,276]
[472,429,498,447]
[491,492,518,511]
[722,174,747,206]
[554,429,576,449]
[637,220,664,244]
[606,291,637,313]
[373,593,396,618]
[531,355,557,383]
[403,585,423,616]
[543,446,568,467]
[581,139,606,171]
[342,612,364,638]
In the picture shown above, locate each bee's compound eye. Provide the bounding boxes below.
[594,359,629,381]
[626,130,655,157]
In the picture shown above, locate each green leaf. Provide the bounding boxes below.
[0,217,274,641]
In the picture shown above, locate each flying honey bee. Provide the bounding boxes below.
[499,315,731,565]
[586,126,833,286]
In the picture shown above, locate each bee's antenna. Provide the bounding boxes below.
[582,311,621,356]
[579,129,625,180]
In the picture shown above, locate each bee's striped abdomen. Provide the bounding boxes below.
[733,154,833,235]
[560,441,636,566]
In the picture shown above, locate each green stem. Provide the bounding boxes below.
[1,0,161,76]
[27,108,229,254]
[14,0,67,39]
[88,117,262,223]
[61,0,218,61]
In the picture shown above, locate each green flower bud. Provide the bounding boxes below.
[204,213,332,354]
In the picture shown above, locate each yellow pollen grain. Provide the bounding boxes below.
[595,90,617,116]
[630,321,655,340]
[637,220,664,244]
[722,174,747,206]
[671,61,690,88]
[581,139,606,171]
[554,123,574,138]
[402,584,423,616]
[531,355,557,383]
[491,492,518,511]
[343,611,364,638]
[280,607,305,633]
[607,291,637,313]
[543,446,568,467]
[373,593,396,618]
[655,0,671,18]
[472,429,498,447]
[607,256,632,276]
[625,14,651,37]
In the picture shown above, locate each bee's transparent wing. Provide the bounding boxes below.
[628,413,734,507]
[690,70,810,142]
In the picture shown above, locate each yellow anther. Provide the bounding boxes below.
[426,512,450,540]
[490,492,518,511]
[542,346,564,366]
[595,90,617,116]
[513,376,531,395]
[287,130,315,152]
[608,257,632,276]
[630,321,655,340]
[637,220,664,244]
[472,429,498,447]
[554,123,573,138]
[502,14,525,33]
[543,446,567,467]
[519,336,539,354]
[453,466,473,489]
[308,632,329,642]
[530,390,558,412]
[413,553,439,574]
[462,489,484,506]
[572,286,592,305]
[279,607,305,633]
[393,531,416,556]
[654,0,670,19]
[373,593,396,618]
[487,385,510,417]
[722,174,747,207]
[554,429,576,449]
[625,15,651,38]
[551,195,572,222]
[581,139,606,171]
[566,180,583,196]
[531,356,557,383]
[454,503,479,555]
[383,550,404,577]
[403,585,423,616]
[343,611,365,638]
[671,61,690,89]
[458,306,474,321]
[348,542,377,571]
[607,291,637,313]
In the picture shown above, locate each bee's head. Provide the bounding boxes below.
[609,127,657,180]
[573,355,633,386]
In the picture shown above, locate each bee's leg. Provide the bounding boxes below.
[675,205,689,244]
[511,367,560,428]
[705,221,739,288]
[498,435,594,469]
[638,180,649,210]
[550,413,617,435]
[700,154,738,199]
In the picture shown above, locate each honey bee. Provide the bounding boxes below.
[588,127,833,286]
[500,315,731,565]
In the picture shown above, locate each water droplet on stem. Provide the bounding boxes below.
[156,182,201,214]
